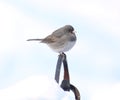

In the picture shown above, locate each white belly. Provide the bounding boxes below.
[54,41,76,53]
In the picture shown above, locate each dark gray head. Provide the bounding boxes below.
[64,25,74,32]
[52,25,75,37]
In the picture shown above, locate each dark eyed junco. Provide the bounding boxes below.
[27,25,77,53]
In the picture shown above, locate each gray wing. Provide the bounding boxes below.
[41,26,66,43]
[51,26,65,37]
[41,28,66,43]
[41,35,56,43]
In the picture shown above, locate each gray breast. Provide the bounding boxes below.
[69,35,76,41]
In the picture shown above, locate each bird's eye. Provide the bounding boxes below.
[69,27,74,32]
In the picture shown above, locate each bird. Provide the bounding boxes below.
[27,25,77,54]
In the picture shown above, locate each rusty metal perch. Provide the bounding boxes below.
[55,53,80,100]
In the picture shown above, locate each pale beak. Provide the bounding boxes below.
[72,31,76,34]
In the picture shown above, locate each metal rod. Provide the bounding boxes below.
[55,54,63,83]
[70,84,80,100]
[62,53,70,81]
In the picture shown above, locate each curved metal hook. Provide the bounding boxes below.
[55,53,80,100]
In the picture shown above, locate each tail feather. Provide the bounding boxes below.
[27,39,42,41]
